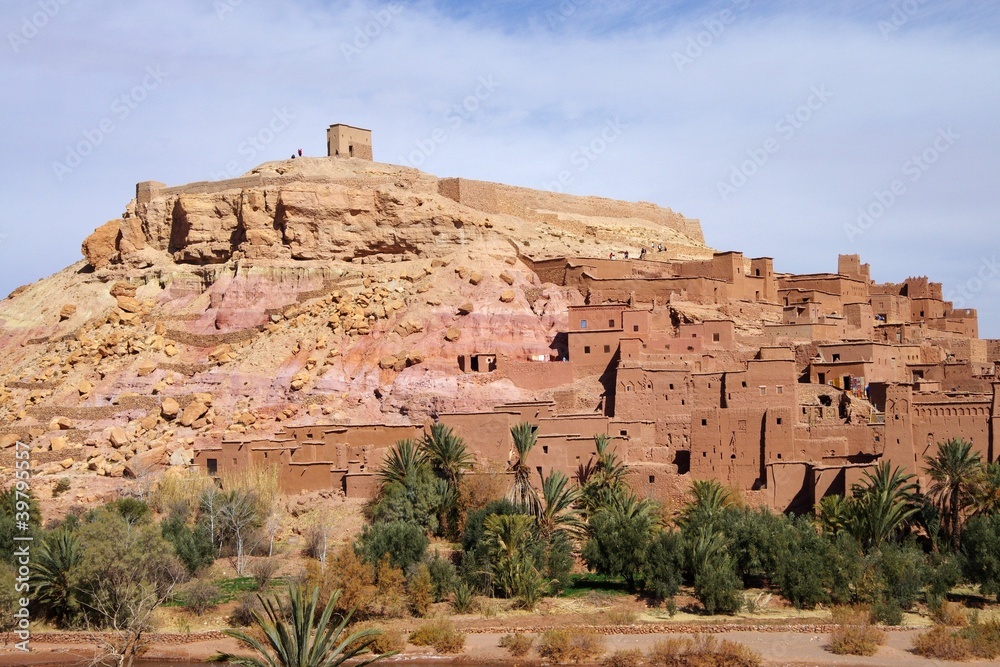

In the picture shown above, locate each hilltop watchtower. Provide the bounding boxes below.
[327,124,372,160]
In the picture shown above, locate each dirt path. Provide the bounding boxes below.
[2,629,997,666]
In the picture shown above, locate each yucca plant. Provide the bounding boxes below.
[212,584,396,667]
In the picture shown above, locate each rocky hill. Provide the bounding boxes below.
[0,157,710,496]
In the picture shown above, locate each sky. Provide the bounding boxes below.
[1,0,999,335]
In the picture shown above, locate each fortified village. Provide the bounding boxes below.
[1,124,996,514]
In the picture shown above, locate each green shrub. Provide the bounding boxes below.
[357,520,428,571]
[498,632,534,657]
[451,581,475,613]
[642,530,684,602]
[53,478,71,498]
[409,619,466,653]
[693,556,743,615]
[537,628,605,663]
[961,512,1000,601]
[427,551,457,602]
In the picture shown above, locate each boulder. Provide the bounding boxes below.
[109,426,129,447]
[457,302,474,315]
[78,380,93,395]
[48,416,72,431]
[81,219,121,269]
[500,289,516,303]
[179,401,209,426]
[499,271,515,285]
[160,397,180,419]
[469,271,484,285]
[50,436,70,452]
[116,296,142,313]
[444,327,461,342]
[59,304,77,321]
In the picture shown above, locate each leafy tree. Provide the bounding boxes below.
[369,466,447,535]
[924,438,984,552]
[506,422,541,517]
[459,500,526,593]
[686,527,742,615]
[846,463,920,551]
[213,584,395,667]
[31,528,83,627]
[0,563,18,632]
[642,530,685,602]
[161,511,214,575]
[961,511,1000,601]
[356,521,428,571]
[773,518,831,609]
[582,492,658,592]
[722,506,790,587]
[974,461,1000,516]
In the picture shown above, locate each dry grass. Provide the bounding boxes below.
[647,634,761,667]
[601,648,645,667]
[537,628,606,663]
[606,606,639,626]
[827,605,886,656]
[931,600,970,627]
[498,633,534,657]
[408,619,466,654]
[913,617,1000,661]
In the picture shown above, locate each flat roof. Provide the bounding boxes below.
[328,123,371,132]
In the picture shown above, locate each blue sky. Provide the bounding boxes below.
[1,0,999,335]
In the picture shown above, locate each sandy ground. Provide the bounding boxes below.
[2,628,998,667]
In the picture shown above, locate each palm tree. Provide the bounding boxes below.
[974,461,1000,517]
[537,470,584,540]
[924,438,985,552]
[506,422,541,517]
[678,479,733,528]
[846,462,920,550]
[816,494,851,535]
[484,513,540,602]
[378,439,426,487]
[578,434,630,514]
[213,584,395,667]
[32,528,83,627]
[421,422,474,489]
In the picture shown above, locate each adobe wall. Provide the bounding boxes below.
[496,357,574,389]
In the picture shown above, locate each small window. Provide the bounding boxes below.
[620,430,627,436]
[633,325,639,332]
[649,475,655,483]
[776,385,783,395]
[603,345,611,353]
[233,458,237,465]
[609,319,615,327]
[702,452,707,457]
[625,385,632,392]
[701,419,708,426]
[832,354,841,362]
[742,381,747,388]
[777,453,782,459]
[681,399,686,405]
[542,445,549,454]
[536,466,543,475]
[580,319,588,329]
[669,383,675,390]
[584,346,591,354]
[777,417,783,425]
[713,333,720,342]
[759,386,767,396]
[206,458,218,475]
